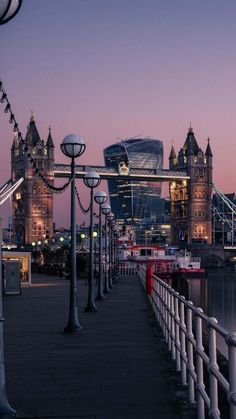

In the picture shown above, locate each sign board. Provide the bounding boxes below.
[4,261,21,295]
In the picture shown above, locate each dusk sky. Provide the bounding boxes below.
[1,0,236,227]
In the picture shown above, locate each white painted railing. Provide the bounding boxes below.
[138,265,236,419]
[118,262,137,275]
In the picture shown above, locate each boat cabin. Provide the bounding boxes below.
[118,245,166,261]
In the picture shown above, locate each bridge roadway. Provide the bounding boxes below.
[54,163,190,182]
[3,274,194,419]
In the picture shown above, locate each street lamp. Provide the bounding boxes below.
[92,231,98,282]
[83,171,101,312]
[101,203,111,293]
[61,134,86,333]
[0,0,23,25]
[94,191,107,300]
[107,212,115,288]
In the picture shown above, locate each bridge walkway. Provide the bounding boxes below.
[3,274,194,418]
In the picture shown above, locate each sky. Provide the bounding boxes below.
[1,0,236,227]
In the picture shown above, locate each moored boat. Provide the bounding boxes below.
[171,250,205,278]
[118,243,205,278]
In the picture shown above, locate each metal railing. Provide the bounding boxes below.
[138,265,236,419]
[118,262,137,276]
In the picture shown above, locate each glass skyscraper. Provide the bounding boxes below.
[103,138,163,224]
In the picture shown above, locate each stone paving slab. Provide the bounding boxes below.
[2,274,194,418]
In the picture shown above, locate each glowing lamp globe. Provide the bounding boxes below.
[0,0,23,25]
[60,134,86,159]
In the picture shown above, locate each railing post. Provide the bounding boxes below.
[160,282,165,334]
[174,293,181,372]
[226,333,236,419]
[152,276,157,314]
[157,279,162,325]
[165,287,171,351]
[146,266,153,295]
[207,317,220,418]
[180,297,187,385]
[171,292,176,360]
[163,284,166,337]
[186,301,195,403]
[195,307,205,419]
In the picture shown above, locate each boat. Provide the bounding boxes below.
[171,250,205,278]
[118,243,205,279]
[118,244,175,278]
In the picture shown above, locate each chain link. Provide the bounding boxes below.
[0,79,72,194]
[75,185,91,214]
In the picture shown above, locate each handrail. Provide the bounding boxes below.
[137,265,236,419]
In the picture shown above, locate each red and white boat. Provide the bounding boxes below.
[171,251,205,278]
[118,243,205,278]
[118,244,174,277]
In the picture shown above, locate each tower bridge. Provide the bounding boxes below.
[10,116,213,246]
[2,82,232,249]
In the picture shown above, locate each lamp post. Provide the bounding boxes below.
[92,231,98,280]
[61,134,86,333]
[111,222,119,283]
[101,203,111,293]
[83,171,101,312]
[107,211,114,289]
[94,191,107,300]
[0,0,23,24]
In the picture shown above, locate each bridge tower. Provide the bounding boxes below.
[169,127,213,246]
[11,115,54,245]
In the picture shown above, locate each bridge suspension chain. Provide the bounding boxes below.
[0,179,12,195]
[0,79,72,194]
[212,183,236,245]
[0,178,24,206]
[213,183,236,214]
[212,205,236,230]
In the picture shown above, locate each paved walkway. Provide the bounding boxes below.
[2,274,194,419]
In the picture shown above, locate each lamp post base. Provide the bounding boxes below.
[64,322,81,334]
[103,285,110,294]
[0,402,16,417]
[84,302,98,312]
[95,293,105,301]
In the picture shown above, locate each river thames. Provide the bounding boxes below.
[173,264,236,358]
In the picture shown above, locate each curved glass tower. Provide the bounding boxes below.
[104,138,163,224]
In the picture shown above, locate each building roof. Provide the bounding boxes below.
[104,137,163,155]
[46,127,54,148]
[183,126,200,155]
[205,137,213,157]
[169,143,177,160]
[25,114,41,146]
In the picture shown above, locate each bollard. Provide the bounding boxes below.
[146,266,153,295]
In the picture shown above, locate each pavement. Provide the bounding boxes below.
[2,273,196,419]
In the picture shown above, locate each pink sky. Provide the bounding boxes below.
[0,0,236,227]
